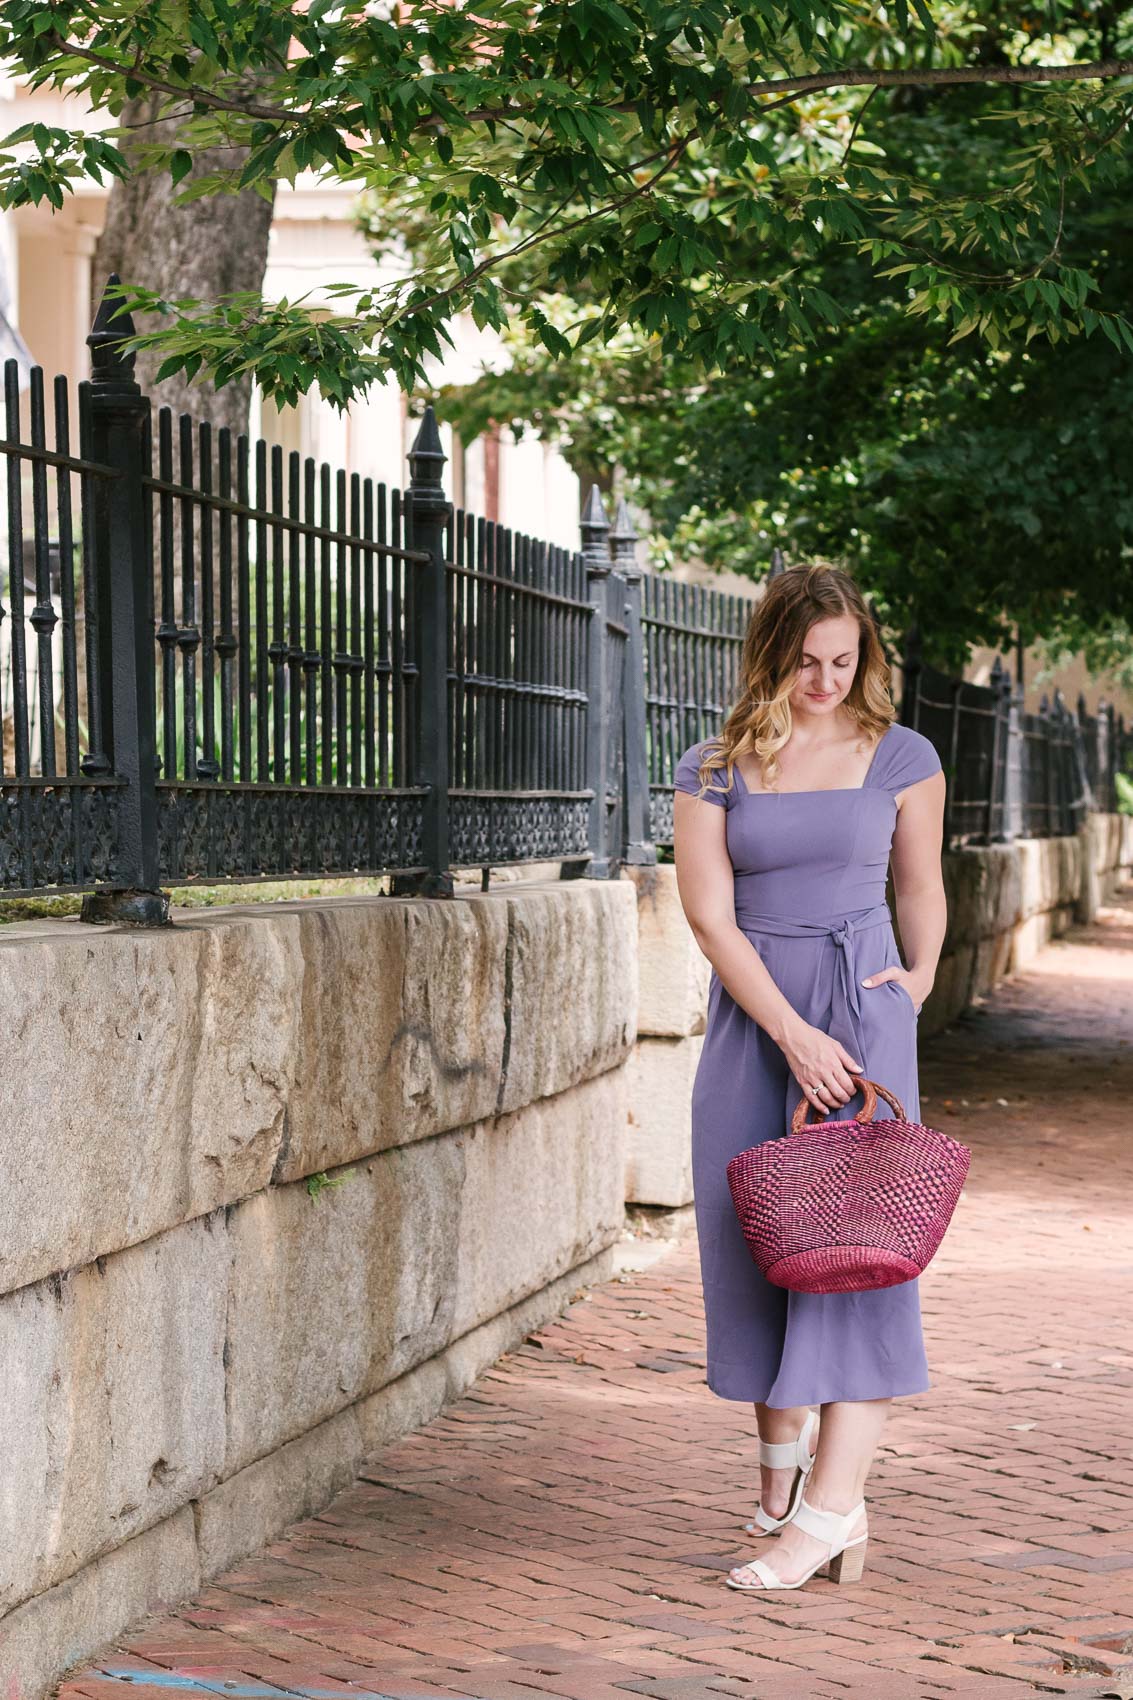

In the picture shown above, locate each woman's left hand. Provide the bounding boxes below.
[860,965,933,1010]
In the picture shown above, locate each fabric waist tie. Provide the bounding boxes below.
[732,903,893,1074]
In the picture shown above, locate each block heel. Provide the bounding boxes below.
[827,1536,867,1583]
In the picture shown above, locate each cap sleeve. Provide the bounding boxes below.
[673,740,734,808]
[876,724,943,796]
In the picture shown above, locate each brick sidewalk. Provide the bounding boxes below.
[60,890,1133,1700]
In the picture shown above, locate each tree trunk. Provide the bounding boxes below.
[94,94,276,440]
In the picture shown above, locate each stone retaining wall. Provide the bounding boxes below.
[0,880,636,1698]
[924,812,1133,1033]
[625,813,1133,1206]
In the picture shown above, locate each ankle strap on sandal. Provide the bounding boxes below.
[758,1408,817,1471]
[793,1495,865,1546]
[759,1435,801,1468]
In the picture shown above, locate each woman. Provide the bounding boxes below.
[672,564,947,1593]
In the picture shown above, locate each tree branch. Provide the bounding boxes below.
[392,134,696,324]
[44,34,294,121]
[743,56,1133,102]
[41,33,1133,141]
[839,86,878,168]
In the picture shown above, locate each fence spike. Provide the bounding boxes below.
[610,496,639,573]
[581,484,611,570]
[581,482,609,526]
[407,404,447,495]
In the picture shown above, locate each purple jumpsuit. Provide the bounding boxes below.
[673,722,944,1406]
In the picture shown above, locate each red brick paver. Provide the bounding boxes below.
[59,889,1133,1700]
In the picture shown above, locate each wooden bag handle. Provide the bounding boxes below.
[790,1074,908,1135]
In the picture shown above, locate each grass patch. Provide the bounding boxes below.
[0,875,393,925]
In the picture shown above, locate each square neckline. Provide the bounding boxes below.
[730,723,895,798]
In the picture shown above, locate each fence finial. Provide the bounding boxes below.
[610,496,640,577]
[769,545,785,577]
[581,484,611,573]
[88,275,139,392]
[408,404,447,499]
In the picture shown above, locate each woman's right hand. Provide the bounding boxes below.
[778,1019,863,1114]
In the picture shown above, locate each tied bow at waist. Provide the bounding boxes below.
[731,903,894,1070]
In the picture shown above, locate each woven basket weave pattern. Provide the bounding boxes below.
[726,1092,971,1294]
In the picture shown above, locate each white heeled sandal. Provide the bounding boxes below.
[742,1407,819,1537]
[726,1493,869,1591]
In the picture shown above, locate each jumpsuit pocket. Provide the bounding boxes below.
[890,977,921,1018]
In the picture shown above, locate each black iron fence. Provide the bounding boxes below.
[2,282,1131,917]
[0,281,638,915]
[641,573,751,846]
[901,631,1133,845]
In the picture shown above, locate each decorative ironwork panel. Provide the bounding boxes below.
[450,794,591,867]
[156,784,426,884]
[0,782,123,894]
[649,786,676,849]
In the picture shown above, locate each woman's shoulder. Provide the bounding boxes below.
[674,737,735,806]
[872,722,943,792]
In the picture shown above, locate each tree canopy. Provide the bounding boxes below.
[417,115,1133,667]
[347,10,1133,665]
[2,0,1133,407]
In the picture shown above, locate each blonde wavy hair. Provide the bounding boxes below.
[691,563,895,797]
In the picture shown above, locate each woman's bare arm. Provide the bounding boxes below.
[862,770,947,1009]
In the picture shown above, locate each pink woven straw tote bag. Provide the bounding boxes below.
[726,1076,971,1294]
